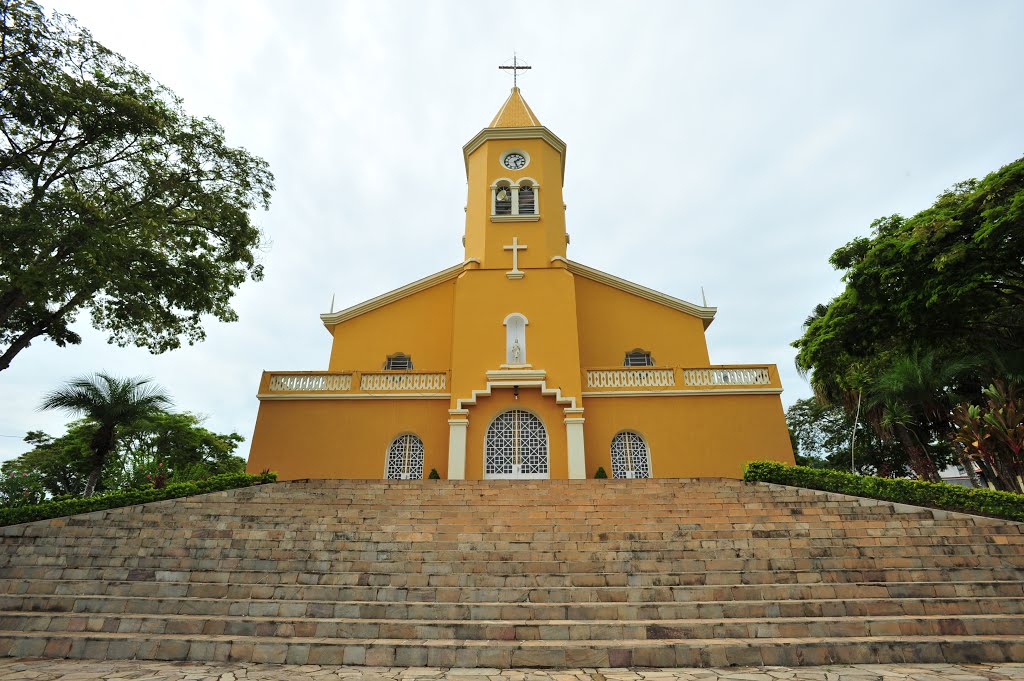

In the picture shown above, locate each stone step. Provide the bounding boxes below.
[8,536,1022,558]
[3,564,1021,588]
[5,593,1024,621]
[5,610,1024,640]
[2,479,1021,668]
[3,554,1022,576]
[6,578,1023,603]
[1,630,1022,667]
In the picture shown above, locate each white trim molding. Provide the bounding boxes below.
[320,261,468,327]
[456,379,577,411]
[566,260,717,328]
[486,369,547,381]
[491,214,540,223]
[463,127,567,181]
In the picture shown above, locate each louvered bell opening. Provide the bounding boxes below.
[495,186,512,215]
[518,186,535,214]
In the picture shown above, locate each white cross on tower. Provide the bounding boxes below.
[503,237,527,280]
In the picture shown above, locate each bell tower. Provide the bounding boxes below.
[462,83,568,275]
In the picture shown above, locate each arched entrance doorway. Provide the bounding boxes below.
[484,409,549,479]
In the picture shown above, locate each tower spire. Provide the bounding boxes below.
[498,53,532,88]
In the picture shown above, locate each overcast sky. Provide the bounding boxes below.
[2,1,1023,462]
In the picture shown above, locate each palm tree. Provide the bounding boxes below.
[39,373,172,496]
[870,349,978,484]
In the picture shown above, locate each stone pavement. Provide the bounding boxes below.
[2,661,1024,680]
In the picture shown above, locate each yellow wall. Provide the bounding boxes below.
[246,399,450,480]
[581,394,795,479]
[574,275,711,368]
[463,388,569,480]
[449,268,583,407]
[464,137,567,270]
[328,279,456,372]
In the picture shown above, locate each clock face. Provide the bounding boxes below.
[503,153,527,170]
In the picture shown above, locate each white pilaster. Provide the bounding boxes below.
[447,411,469,480]
[564,408,586,480]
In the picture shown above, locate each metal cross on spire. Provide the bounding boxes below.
[498,53,532,88]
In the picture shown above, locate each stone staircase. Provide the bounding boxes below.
[0,478,1022,668]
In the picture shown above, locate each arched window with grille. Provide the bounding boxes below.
[384,352,413,370]
[610,431,651,479]
[484,409,549,479]
[385,434,424,480]
[493,181,513,216]
[624,349,654,366]
[517,182,536,215]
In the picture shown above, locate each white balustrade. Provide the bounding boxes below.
[360,372,447,392]
[682,367,771,387]
[586,369,675,389]
[267,373,352,392]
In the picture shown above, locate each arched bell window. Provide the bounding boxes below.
[494,181,513,216]
[517,182,536,215]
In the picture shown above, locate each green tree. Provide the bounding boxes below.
[39,373,171,496]
[106,411,245,489]
[867,350,972,483]
[793,156,1024,479]
[0,422,94,497]
[0,1,273,372]
[785,397,908,476]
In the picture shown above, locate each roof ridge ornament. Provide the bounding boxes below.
[498,53,531,88]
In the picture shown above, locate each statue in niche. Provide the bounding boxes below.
[510,339,523,364]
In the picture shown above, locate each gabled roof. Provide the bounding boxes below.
[320,262,465,329]
[320,260,717,330]
[490,87,541,128]
[565,259,717,329]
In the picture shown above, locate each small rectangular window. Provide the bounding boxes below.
[384,353,413,370]
[624,350,654,367]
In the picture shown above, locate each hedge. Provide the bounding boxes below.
[0,471,277,527]
[743,460,1024,523]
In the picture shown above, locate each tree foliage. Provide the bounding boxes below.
[2,409,245,503]
[0,1,273,371]
[785,397,908,476]
[38,372,172,496]
[792,156,1024,485]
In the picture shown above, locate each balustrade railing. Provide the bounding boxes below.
[586,368,675,389]
[262,370,448,396]
[360,372,447,391]
[682,367,771,386]
[584,365,776,392]
[267,373,352,392]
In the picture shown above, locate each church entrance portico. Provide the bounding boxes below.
[484,408,549,479]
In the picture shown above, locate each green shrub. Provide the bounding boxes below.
[595,467,608,479]
[428,468,441,480]
[743,460,1024,522]
[0,470,277,527]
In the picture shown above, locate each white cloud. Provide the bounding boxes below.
[3,0,1023,459]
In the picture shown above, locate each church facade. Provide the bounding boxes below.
[246,88,794,481]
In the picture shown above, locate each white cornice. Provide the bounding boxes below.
[491,214,541,222]
[320,262,466,328]
[566,260,717,329]
[463,127,567,182]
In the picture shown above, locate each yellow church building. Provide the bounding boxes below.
[246,86,794,481]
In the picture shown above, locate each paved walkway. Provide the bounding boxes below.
[2,661,1024,680]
